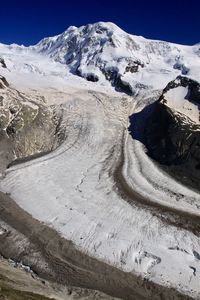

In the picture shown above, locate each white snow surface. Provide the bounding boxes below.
[0,22,200,298]
[1,21,200,94]
[34,21,200,91]
[161,86,200,124]
[0,42,116,97]
[1,90,200,299]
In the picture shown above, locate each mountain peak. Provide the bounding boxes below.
[63,21,125,35]
[33,22,200,94]
[1,22,199,95]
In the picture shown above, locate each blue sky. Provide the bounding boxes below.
[0,0,199,46]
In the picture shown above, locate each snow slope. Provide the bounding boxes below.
[34,22,200,92]
[0,22,200,299]
[159,76,200,125]
[1,22,200,95]
[163,85,200,122]
[0,42,116,96]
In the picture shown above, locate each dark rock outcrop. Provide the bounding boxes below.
[101,67,133,94]
[0,58,6,69]
[145,76,200,191]
[124,60,144,74]
[0,76,9,89]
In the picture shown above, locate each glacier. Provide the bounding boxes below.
[0,22,200,299]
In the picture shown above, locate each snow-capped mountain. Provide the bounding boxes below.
[0,21,199,95]
[33,21,200,93]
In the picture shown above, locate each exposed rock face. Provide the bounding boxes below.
[124,59,144,74]
[0,58,6,69]
[0,77,64,173]
[0,76,9,89]
[101,67,133,94]
[145,76,200,190]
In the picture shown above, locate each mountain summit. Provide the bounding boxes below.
[0,22,200,94]
[33,21,200,93]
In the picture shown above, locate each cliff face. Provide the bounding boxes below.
[0,57,6,69]
[0,76,64,173]
[145,76,200,190]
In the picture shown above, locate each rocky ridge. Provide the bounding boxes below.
[145,76,200,191]
[0,75,65,173]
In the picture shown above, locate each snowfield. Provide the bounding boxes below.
[0,22,200,299]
